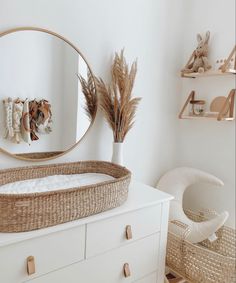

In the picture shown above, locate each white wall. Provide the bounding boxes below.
[76,57,91,141]
[178,0,235,227]
[0,0,185,186]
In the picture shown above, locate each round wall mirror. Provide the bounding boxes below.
[0,27,97,161]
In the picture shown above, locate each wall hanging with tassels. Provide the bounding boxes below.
[2,98,52,145]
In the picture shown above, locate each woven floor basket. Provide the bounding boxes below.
[166,209,236,283]
[0,161,131,233]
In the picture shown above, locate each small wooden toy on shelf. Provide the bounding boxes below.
[179,89,236,121]
[219,45,236,73]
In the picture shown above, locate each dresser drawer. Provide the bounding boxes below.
[86,205,161,258]
[134,272,157,283]
[27,233,159,283]
[0,225,85,283]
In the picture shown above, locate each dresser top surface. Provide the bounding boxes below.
[0,181,172,247]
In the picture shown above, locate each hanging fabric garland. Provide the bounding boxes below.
[21,99,32,145]
[3,98,14,140]
[12,99,23,144]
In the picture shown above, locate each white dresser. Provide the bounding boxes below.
[0,181,172,283]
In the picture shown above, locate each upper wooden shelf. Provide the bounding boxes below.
[181,45,236,79]
[181,69,236,78]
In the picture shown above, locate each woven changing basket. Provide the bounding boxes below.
[0,161,131,233]
[166,209,236,283]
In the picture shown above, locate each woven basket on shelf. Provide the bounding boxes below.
[0,161,131,233]
[166,209,236,283]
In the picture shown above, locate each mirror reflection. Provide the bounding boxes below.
[0,29,97,160]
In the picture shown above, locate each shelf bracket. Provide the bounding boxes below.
[219,45,236,72]
[179,91,195,119]
[217,89,236,121]
[181,52,195,77]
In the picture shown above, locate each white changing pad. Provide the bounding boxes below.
[0,173,115,194]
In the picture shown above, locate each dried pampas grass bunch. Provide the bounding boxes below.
[78,71,97,121]
[96,49,141,142]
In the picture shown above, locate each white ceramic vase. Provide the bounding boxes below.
[111,142,124,165]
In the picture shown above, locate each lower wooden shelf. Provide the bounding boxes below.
[180,113,234,121]
[179,89,235,121]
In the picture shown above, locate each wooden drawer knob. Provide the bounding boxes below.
[123,263,131,278]
[27,256,36,275]
[125,225,132,240]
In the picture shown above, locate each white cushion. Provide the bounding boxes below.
[0,173,115,194]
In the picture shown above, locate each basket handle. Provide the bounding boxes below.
[169,220,191,240]
[199,208,220,218]
[169,220,191,264]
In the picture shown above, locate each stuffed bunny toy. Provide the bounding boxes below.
[182,31,212,73]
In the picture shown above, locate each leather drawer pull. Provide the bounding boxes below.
[125,225,132,240]
[123,263,131,278]
[27,256,36,275]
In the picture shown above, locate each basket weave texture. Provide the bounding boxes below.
[0,161,131,233]
[166,209,236,283]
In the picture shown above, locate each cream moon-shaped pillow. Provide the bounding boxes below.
[157,167,229,243]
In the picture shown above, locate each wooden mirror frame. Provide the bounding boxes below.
[0,27,97,162]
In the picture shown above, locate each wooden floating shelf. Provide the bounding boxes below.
[181,69,236,78]
[180,114,234,121]
[179,89,236,121]
[182,45,236,78]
